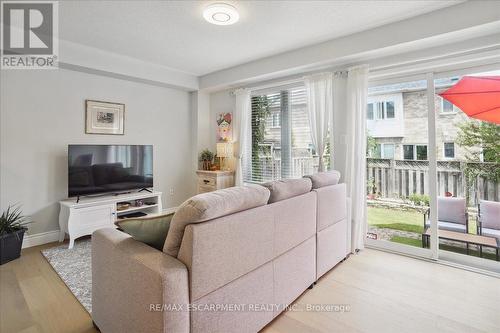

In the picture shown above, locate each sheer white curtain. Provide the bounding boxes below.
[332,65,369,252]
[346,65,369,252]
[304,73,333,172]
[232,89,250,186]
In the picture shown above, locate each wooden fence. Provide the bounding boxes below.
[367,158,499,206]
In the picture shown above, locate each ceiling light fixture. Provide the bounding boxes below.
[203,3,239,26]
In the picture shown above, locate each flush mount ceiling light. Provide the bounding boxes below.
[203,3,239,25]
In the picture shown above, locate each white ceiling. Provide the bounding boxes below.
[59,0,460,76]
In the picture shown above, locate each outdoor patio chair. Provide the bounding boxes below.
[424,197,469,233]
[477,200,500,240]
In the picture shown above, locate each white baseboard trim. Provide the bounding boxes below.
[21,207,178,249]
[22,230,60,249]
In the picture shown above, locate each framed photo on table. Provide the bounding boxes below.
[85,100,125,135]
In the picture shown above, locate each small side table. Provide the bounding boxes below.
[196,170,235,194]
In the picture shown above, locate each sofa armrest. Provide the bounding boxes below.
[92,228,189,333]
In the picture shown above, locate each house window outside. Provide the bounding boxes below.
[416,145,427,160]
[403,144,428,160]
[372,144,381,158]
[444,142,455,158]
[441,97,458,114]
[366,100,397,120]
[376,102,385,119]
[403,145,414,160]
[367,103,374,120]
[383,144,395,159]
[386,101,395,119]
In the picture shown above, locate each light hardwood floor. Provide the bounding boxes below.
[1,243,499,333]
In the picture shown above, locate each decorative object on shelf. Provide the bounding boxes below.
[116,202,131,211]
[216,142,234,171]
[0,204,31,265]
[199,149,215,171]
[85,100,125,135]
[216,112,232,142]
[134,199,144,207]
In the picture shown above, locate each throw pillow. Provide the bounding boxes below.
[116,213,174,250]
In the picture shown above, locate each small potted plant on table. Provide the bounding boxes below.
[0,205,30,265]
[199,149,215,171]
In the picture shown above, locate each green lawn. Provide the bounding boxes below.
[367,206,477,234]
[368,206,493,261]
[367,207,424,233]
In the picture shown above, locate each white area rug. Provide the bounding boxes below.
[42,239,92,313]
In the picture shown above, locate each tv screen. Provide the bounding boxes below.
[68,145,153,197]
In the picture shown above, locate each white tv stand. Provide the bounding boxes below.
[59,191,162,249]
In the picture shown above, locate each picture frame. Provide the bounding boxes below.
[216,112,232,142]
[85,100,125,135]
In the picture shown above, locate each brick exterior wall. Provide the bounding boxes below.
[373,87,475,161]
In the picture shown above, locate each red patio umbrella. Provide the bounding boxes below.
[438,76,500,124]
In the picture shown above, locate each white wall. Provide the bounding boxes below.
[0,69,196,235]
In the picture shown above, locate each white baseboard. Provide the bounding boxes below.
[22,230,60,249]
[21,207,178,249]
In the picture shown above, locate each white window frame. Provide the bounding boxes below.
[381,143,395,159]
[440,97,458,114]
[367,100,397,120]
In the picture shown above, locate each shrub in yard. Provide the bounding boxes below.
[408,193,429,206]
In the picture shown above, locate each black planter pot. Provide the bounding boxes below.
[0,228,26,265]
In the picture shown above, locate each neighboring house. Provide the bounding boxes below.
[367,78,475,161]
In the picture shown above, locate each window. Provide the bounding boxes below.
[386,101,395,118]
[444,142,455,158]
[403,145,414,160]
[441,97,457,114]
[366,99,397,120]
[416,145,427,160]
[367,103,374,120]
[246,86,314,183]
[372,144,381,158]
[403,144,428,160]
[376,102,385,119]
[383,144,395,159]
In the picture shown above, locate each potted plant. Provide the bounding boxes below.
[0,205,30,265]
[199,149,215,171]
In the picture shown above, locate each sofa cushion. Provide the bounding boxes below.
[262,178,312,203]
[303,170,340,189]
[116,213,174,250]
[163,184,270,257]
[479,200,500,230]
[437,197,467,224]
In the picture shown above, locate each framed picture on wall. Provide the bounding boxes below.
[85,100,125,135]
[216,112,232,142]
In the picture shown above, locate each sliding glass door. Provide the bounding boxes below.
[365,76,434,258]
[434,68,500,270]
[366,67,500,272]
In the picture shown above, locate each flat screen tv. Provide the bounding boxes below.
[68,144,153,197]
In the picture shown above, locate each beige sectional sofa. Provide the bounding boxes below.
[92,171,349,333]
